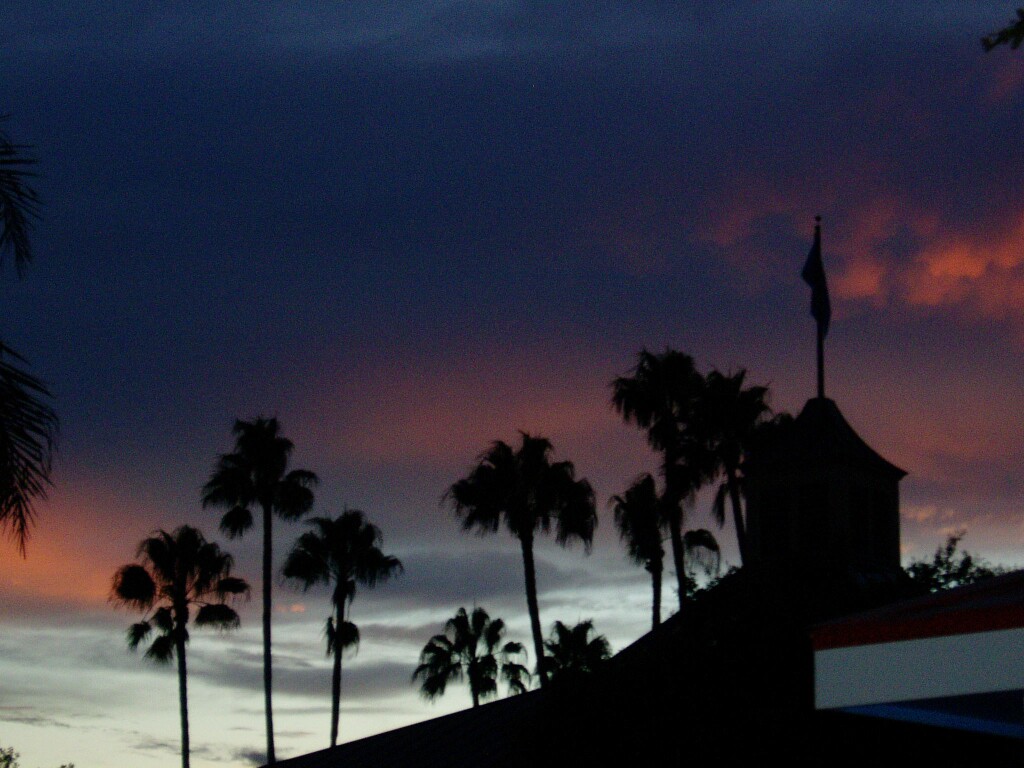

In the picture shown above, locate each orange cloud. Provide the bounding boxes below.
[903,214,1024,324]
[0,476,191,612]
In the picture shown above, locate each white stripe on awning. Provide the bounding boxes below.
[815,627,1024,710]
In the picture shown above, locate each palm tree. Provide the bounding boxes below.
[282,511,402,747]
[111,526,249,768]
[413,606,530,708]
[612,349,713,610]
[610,473,665,630]
[702,369,771,566]
[201,417,317,765]
[0,122,56,556]
[446,433,596,688]
[540,619,611,685]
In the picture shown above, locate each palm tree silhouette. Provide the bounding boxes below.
[540,619,611,685]
[702,369,771,565]
[446,433,596,688]
[283,510,402,747]
[111,526,249,768]
[413,606,530,708]
[610,473,666,630]
[0,122,56,555]
[612,350,713,610]
[201,417,317,765]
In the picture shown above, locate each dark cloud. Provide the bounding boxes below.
[0,706,71,729]
[198,652,415,702]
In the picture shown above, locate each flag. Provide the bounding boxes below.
[801,219,830,337]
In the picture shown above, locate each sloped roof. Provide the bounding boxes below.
[273,691,541,768]
[271,572,1024,767]
[746,397,906,480]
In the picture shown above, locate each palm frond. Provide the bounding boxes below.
[0,121,41,277]
[127,621,152,650]
[0,342,57,553]
[144,633,175,664]
[111,564,156,608]
[195,603,241,630]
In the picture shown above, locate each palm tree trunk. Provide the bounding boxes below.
[330,607,342,747]
[651,558,663,630]
[262,503,276,765]
[519,533,547,688]
[176,633,190,768]
[666,512,687,611]
[661,456,688,611]
[726,464,747,565]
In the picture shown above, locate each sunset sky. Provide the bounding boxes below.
[3,3,1024,766]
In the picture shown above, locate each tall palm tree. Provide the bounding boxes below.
[0,122,56,556]
[612,349,713,610]
[201,417,317,765]
[446,433,596,688]
[610,473,665,630]
[702,369,771,566]
[282,511,402,747]
[111,526,249,768]
[540,619,611,685]
[413,606,530,708]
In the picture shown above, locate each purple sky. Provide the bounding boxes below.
[2,3,1023,766]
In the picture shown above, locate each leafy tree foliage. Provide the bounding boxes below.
[111,526,248,768]
[414,606,529,708]
[283,510,402,746]
[0,745,73,768]
[446,432,596,687]
[905,531,1007,592]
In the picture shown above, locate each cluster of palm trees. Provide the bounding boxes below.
[413,606,613,706]
[417,355,772,704]
[612,349,774,627]
[1,124,778,768]
[113,418,402,768]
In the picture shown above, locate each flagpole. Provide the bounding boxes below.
[817,320,825,400]
[815,216,824,399]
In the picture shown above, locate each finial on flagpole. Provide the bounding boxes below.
[801,216,830,400]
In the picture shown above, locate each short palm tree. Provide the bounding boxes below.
[610,473,665,630]
[446,433,596,688]
[111,526,249,768]
[0,122,56,556]
[612,350,713,609]
[413,606,529,708]
[283,511,402,747]
[540,619,611,685]
[702,369,770,565]
[201,417,317,765]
